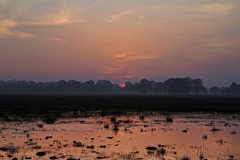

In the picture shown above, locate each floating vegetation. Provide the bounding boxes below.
[211,126,221,132]
[103,124,109,129]
[202,134,208,140]
[139,115,145,121]
[36,123,43,128]
[73,141,84,147]
[199,152,205,160]
[42,116,57,124]
[216,139,224,145]
[110,116,116,123]
[0,145,19,153]
[146,146,157,151]
[36,151,46,156]
[113,124,119,132]
[156,145,166,157]
[181,156,191,160]
[166,116,173,123]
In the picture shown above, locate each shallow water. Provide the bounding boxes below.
[0,113,240,160]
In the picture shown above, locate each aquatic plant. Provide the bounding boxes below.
[111,116,116,123]
[104,124,109,129]
[36,151,46,156]
[113,124,119,132]
[166,116,173,123]
[202,134,208,140]
[36,123,43,128]
[216,139,224,145]
[156,146,166,158]
[0,145,19,153]
[73,141,84,147]
[211,126,221,132]
[139,115,145,121]
[113,151,137,159]
[199,152,205,160]
[181,156,191,160]
[42,116,57,124]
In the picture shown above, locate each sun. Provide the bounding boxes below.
[120,83,126,88]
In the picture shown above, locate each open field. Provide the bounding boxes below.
[0,94,240,117]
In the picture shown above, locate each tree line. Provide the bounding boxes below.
[0,77,239,95]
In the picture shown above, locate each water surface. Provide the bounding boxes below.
[0,113,239,160]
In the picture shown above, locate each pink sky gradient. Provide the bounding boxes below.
[0,0,240,86]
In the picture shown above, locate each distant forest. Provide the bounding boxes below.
[0,77,240,95]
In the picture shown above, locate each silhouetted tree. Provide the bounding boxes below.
[96,80,114,93]
[209,86,220,95]
[164,77,191,94]
[227,82,240,95]
[153,82,163,94]
[0,77,237,95]
[139,79,152,93]
[68,80,81,92]
[124,81,134,93]
[85,80,96,93]
[193,78,204,94]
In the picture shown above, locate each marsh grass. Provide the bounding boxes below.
[42,116,57,124]
[113,124,119,134]
[181,156,191,160]
[202,134,208,140]
[199,152,205,160]
[0,145,19,154]
[112,149,139,160]
[166,116,173,123]
[156,147,166,157]
[211,126,221,132]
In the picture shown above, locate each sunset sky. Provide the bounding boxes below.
[0,0,240,87]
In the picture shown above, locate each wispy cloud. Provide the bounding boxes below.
[113,52,156,61]
[198,3,235,15]
[108,10,133,22]
[45,38,67,43]
[101,52,157,81]
[0,20,33,38]
[0,0,86,38]
[138,15,147,19]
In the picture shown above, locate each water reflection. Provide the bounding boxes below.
[0,113,239,159]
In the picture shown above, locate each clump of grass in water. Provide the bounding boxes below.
[112,149,138,159]
[211,126,221,132]
[202,134,208,140]
[156,145,166,158]
[113,124,119,132]
[36,123,43,128]
[181,156,191,160]
[216,139,224,145]
[111,116,116,123]
[42,116,57,124]
[199,152,205,160]
[103,124,109,129]
[139,115,145,121]
[166,116,173,123]
[0,145,19,153]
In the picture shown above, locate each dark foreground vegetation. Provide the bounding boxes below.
[1,77,240,95]
[0,94,239,118]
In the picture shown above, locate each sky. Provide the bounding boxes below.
[0,0,240,87]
